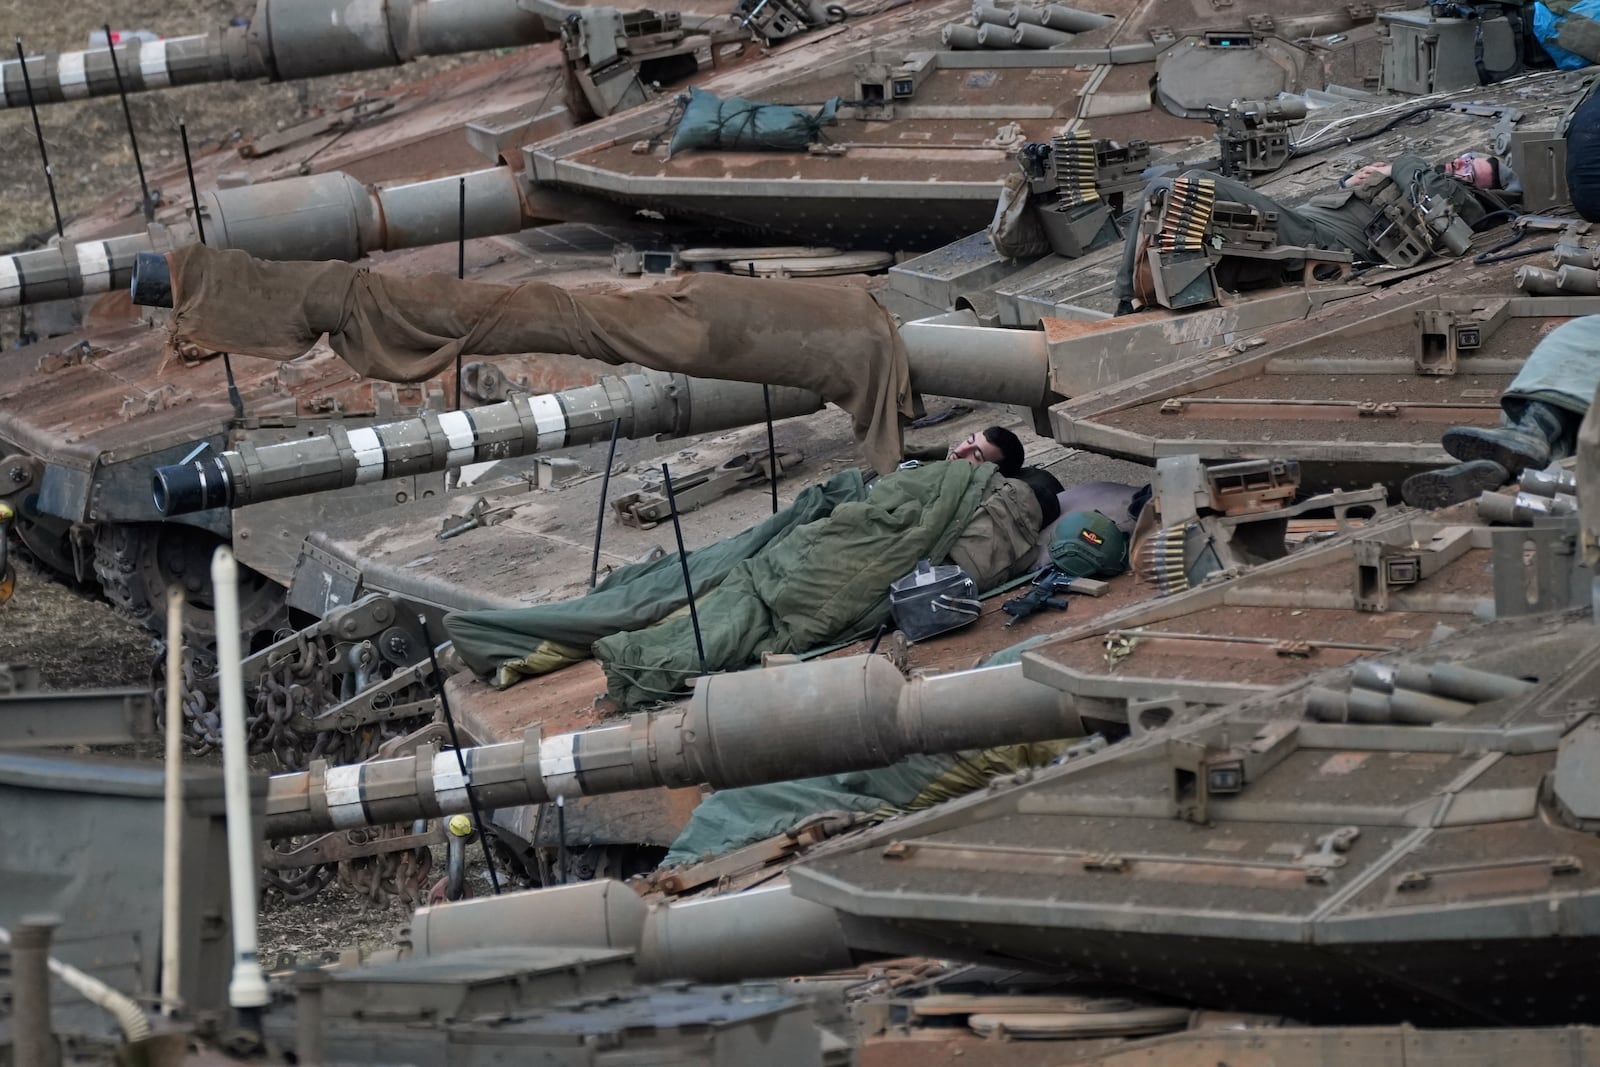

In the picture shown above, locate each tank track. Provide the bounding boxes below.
[92,521,287,639]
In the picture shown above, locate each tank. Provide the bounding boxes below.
[0,28,596,639]
[512,0,1419,246]
[262,495,1600,1062]
[359,464,1596,1046]
[779,615,1600,1030]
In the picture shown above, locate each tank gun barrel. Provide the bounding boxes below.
[0,166,526,310]
[153,372,825,515]
[412,880,857,984]
[1,0,557,110]
[140,254,1049,518]
[263,654,1083,837]
[143,299,1050,516]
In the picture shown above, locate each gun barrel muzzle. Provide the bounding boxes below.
[153,454,233,515]
[130,252,173,308]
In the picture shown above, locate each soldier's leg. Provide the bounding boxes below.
[1441,320,1599,474]
[1113,176,1174,312]
[1443,400,1576,474]
[1405,318,1599,508]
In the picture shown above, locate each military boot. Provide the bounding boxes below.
[1440,400,1571,476]
[1401,459,1509,510]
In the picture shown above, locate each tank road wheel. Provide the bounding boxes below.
[94,522,286,639]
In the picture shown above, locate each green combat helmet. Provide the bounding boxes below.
[1049,510,1129,579]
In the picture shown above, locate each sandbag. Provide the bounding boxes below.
[667,88,840,157]
[987,171,1053,259]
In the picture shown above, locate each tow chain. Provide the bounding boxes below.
[156,594,439,771]
[153,596,450,907]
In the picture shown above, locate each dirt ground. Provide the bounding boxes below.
[0,556,154,686]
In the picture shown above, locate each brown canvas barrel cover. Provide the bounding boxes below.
[165,245,918,473]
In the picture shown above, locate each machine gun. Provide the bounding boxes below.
[1001,566,1107,626]
[1008,131,1152,258]
[733,0,836,42]
[1208,97,1306,180]
[1363,179,1475,268]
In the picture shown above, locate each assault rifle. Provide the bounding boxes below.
[1000,566,1107,626]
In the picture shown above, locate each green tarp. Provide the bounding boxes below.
[445,461,1008,708]
[444,469,869,686]
[595,461,997,709]
[668,88,841,157]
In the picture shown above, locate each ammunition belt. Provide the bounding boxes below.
[1051,129,1101,208]
[1156,177,1216,253]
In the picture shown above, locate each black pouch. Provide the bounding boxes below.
[888,560,981,643]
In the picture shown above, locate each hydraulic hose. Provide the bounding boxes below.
[0,924,154,1043]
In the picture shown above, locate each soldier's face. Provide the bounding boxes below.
[1447,155,1496,188]
[949,431,1000,465]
